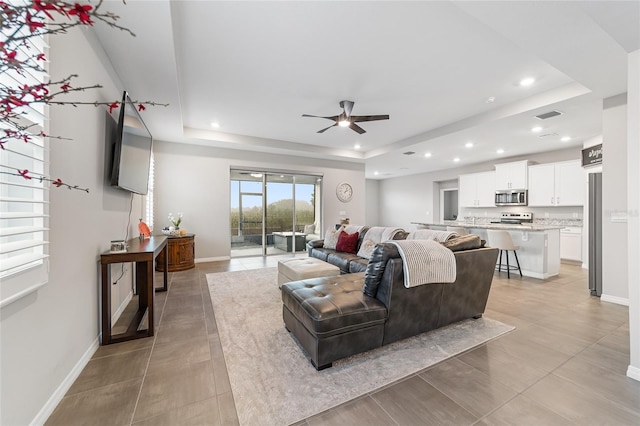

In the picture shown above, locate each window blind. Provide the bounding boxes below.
[0,29,50,308]
[145,152,154,230]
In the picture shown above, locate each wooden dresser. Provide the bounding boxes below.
[155,233,195,272]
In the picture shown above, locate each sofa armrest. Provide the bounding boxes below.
[307,239,325,249]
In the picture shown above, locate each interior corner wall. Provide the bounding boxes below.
[0,27,140,425]
[602,93,629,302]
[365,179,380,225]
[627,49,640,381]
[152,141,366,259]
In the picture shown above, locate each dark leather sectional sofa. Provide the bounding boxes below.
[281,240,499,370]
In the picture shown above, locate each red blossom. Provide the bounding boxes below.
[18,169,32,180]
[39,131,47,137]
[68,3,94,25]
[33,1,60,20]
[137,103,146,112]
[108,101,119,114]
[26,12,45,33]
[61,83,71,92]
[5,50,17,61]
[53,178,63,187]
[36,53,46,61]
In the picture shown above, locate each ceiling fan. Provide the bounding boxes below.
[302,100,389,134]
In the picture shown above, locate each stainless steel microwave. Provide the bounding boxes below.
[495,189,528,206]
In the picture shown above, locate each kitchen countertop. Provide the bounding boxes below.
[411,222,564,232]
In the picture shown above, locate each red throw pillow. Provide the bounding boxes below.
[336,231,359,254]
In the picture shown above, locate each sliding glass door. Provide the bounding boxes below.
[230,170,321,257]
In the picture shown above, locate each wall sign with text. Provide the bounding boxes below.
[582,144,602,167]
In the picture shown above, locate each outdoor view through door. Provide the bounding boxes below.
[230,170,322,257]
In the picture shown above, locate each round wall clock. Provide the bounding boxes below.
[336,182,353,202]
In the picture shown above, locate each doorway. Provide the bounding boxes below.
[440,188,459,221]
[230,170,322,257]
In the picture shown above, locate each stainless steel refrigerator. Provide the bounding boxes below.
[588,172,602,296]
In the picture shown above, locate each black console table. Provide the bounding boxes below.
[100,236,167,345]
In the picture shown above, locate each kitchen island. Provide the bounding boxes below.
[412,222,561,279]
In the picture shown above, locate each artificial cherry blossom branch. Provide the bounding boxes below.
[0,167,90,193]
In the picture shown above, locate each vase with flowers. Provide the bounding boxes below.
[163,212,184,236]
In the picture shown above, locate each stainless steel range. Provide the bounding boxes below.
[492,212,533,224]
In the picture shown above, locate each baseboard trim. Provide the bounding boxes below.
[30,337,99,426]
[112,290,133,326]
[196,256,230,263]
[627,365,640,382]
[600,294,630,306]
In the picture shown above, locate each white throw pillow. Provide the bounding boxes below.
[358,239,377,259]
[323,226,344,250]
[303,224,315,234]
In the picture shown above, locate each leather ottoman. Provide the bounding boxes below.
[281,273,387,370]
[277,257,340,288]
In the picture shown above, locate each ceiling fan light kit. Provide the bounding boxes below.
[303,100,389,134]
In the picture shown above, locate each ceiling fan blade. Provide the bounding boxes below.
[350,114,390,122]
[302,114,339,121]
[340,100,354,117]
[317,123,338,133]
[349,122,366,134]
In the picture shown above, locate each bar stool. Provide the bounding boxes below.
[487,230,522,279]
[446,226,469,236]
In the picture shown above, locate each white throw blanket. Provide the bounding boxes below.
[407,229,458,242]
[389,240,457,287]
[356,226,404,258]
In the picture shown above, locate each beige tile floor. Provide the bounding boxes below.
[46,256,639,426]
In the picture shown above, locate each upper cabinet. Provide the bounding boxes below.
[528,160,584,206]
[495,160,529,190]
[459,171,496,207]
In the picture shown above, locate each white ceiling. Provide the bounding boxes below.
[92,1,639,179]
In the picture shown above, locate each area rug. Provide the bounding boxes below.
[206,267,514,426]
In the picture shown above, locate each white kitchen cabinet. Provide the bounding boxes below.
[560,227,582,261]
[528,160,584,206]
[459,171,495,207]
[495,160,529,190]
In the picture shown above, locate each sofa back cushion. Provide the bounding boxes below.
[336,230,359,254]
[363,243,401,297]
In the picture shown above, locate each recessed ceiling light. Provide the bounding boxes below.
[453,157,460,162]
[465,142,474,148]
[374,171,379,176]
[520,77,535,86]
[561,136,571,142]
[354,144,361,149]
[531,126,543,133]
[497,148,505,154]
[486,97,495,103]
[211,122,220,128]
[424,152,432,158]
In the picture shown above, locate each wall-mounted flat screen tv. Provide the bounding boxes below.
[110,91,153,195]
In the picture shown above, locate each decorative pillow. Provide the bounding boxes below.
[323,226,344,250]
[336,231,359,254]
[441,234,482,252]
[303,224,315,234]
[358,239,377,259]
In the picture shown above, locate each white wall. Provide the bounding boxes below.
[627,50,640,381]
[365,179,380,225]
[602,94,629,303]
[377,147,582,230]
[0,28,141,425]
[153,141,366,260]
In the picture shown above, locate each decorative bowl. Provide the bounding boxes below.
[162,229,181,237]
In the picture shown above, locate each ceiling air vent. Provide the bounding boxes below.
[535,110,563,120]
[403,151,416,155]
